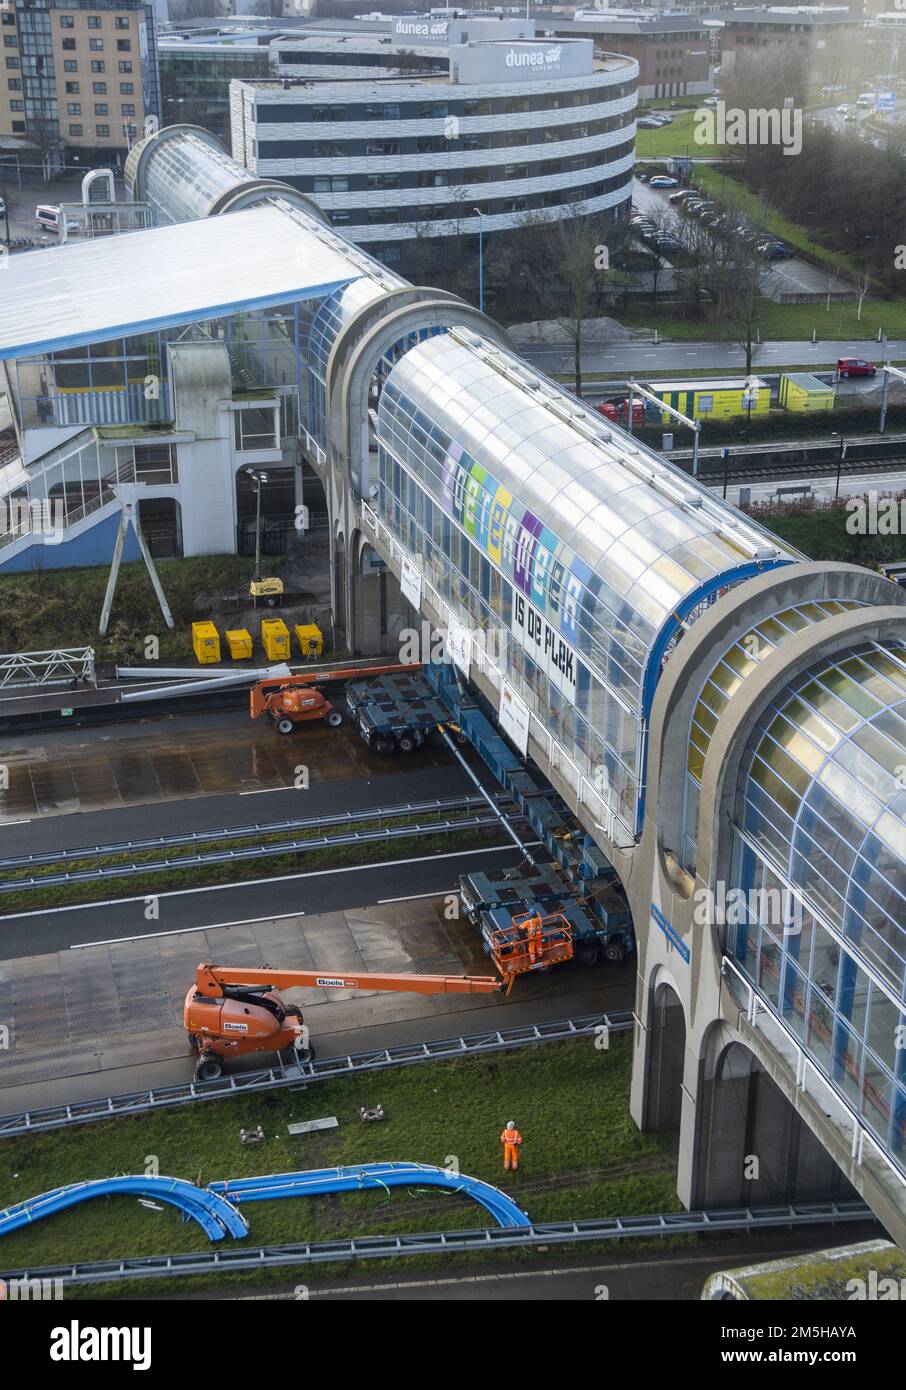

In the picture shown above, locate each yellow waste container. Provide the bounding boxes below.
[294,623,324,659]
[192,621,220,665]
[261,617,290,661]
[225,628,253,660]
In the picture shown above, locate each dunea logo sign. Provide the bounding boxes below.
[505,45,562,68]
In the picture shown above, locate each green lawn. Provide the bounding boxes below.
[635,110,728,161]
[0,555,257,665]
[0,1034,681,1294]
[618,300,906,345]
[756,503,906,568]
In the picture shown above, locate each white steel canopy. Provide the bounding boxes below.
[0,203,362,360]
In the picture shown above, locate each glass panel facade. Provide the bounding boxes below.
[375,333,795,836]
[727,641,906,1168]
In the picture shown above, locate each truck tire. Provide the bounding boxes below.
[375,735,396,754]
[325,710,343,728]
[196,1056,223,1081]
[577,942,600,967]
[604,941,625,964]
[397,732,418,753]
[276,717,295,735]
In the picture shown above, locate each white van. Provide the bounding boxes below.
[34,204,79,236]
[856,92,875,108]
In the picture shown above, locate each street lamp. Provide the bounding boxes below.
[830,432,847,501]
[245,467,269,583]
[473,206,484,314]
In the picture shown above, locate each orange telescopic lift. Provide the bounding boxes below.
[249,662,416,735]
[185,962,503,1078]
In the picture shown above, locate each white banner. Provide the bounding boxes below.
[400,557,422,609]
[445,614,471,676]
[511,592,578,702]
[498,680,530,756]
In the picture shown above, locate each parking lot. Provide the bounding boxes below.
[631,177,859,303]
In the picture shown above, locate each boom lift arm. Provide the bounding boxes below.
[194,963,502,997]
[185,961,502,1079]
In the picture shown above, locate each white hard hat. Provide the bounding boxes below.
[507,1120,516,1129]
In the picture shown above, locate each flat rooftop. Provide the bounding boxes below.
[0,203,360,360]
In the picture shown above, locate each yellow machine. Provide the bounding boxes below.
[250,577,284,608]
[192,621,220,665]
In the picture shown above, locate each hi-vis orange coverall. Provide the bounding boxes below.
[501,1125,523,1170]
[526,915,543,964]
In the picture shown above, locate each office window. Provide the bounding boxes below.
[116,39,130,51]
[0,12,14,25]
[65,81,79,93]
[115,15,129,27]
[121,102,134,116]
[62,37,75,50]
[60,14,75,27]
[5,57,18,69]
[7,76,20,90]
[3,35,18,48]
[92,81,106,94]
[94,102,107,115]
[91,60,105,72]
[117,60,131,72]
[367,172,399,190]
[67,102,80,115]
[89,38,103,51]
[68,123,82,136]
[96,123,109,136]
[11,120,24,132]
[87,15,102,28]
[119,81,133,94]
[8,97,22,110]
[63,59,76,71]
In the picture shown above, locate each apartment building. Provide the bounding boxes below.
[0,0,159,165]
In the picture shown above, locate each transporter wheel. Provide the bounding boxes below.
[603,941,626,965]
[576,942,600,968]
[325,710,343,728]
[375,735,397,755]
[196,1056,223,1081]
[276,717,295,735]
[397,732,418,753]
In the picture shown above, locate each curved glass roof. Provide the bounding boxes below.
[309,274,407,384]
[125,127,321,226]
[739,639,906,996]
[688,599,866,784]
[377,330,796,721]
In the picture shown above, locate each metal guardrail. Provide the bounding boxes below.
[0,646,95,689]
[0,1200,874,1287]
[0,794,513,893]
[0,1014,631,1138]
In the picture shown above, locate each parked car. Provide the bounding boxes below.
[836,103,851,114]
[703,95,720,106]
[837,357,877,378]
[637,118,662,129]
[635,171,650,181]
[668,190,693,203]
[597,398,646,426]
[648,175,679,188]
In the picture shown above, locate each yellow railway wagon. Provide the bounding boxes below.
[779,371,836,413]
[649,377,770,424]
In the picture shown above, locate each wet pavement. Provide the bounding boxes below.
[0,895,633,1113]
[0,712,448,823]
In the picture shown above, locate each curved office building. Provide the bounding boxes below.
[229,35,637,262]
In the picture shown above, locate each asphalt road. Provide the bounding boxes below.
[521,336,905,376]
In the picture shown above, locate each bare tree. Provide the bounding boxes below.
[855,269,873,321]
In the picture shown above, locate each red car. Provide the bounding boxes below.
[597,398,645,425]
[837,357,876,378]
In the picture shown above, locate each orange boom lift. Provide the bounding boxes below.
[249,662,416,736]
[185,962,502,1079]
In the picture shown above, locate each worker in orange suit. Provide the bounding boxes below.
[525,913,543,964]
[501,1120,523,1171]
